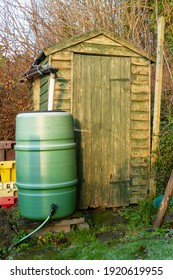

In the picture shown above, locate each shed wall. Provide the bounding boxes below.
[40,56,49,110]
[51,51,72,111]
[30,56,49,111]
[29,33,151,207]
[130,57,150,203]
[50,54,151,205]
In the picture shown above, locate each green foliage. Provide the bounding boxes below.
[12,230,36,250]
[11,206,22,222]
[120,199,157,229]
[37,231,68,249]
[0,246,8,260]
[154,119,173,195]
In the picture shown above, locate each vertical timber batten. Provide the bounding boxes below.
[32,78,40,110]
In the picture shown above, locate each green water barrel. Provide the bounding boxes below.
[15,111,77,220]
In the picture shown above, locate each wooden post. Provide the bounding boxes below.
[150,16,165,199]
[153,170,173,229]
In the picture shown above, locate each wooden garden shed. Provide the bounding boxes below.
[24,29,155,209]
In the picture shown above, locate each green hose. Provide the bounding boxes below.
[9,203,57,250]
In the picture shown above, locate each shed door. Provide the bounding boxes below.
[73,54,131,208]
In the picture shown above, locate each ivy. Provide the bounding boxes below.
[155,119,173,195]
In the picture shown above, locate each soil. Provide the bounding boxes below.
[0,205,127,260]
[0,206,18,259]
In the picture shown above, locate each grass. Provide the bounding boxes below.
[10,227,173,260]
[6,199,173,260]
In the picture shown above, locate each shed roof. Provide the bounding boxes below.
[43,29,155,63]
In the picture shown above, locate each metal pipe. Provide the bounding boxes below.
[48,73,56,111]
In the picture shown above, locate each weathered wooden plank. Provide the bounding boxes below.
[131,57,150,66]
[131,148,150,158]
[109,57,131,207]
[131,111,149,121]
[70,52,74,113]
[40,82,48,95]
[131,189,149,195]
[130,194,148,204]
[131,166,150,176]
[53,98,71,111]
[40,82,49,95]
[40,76,49,87]
[130,186,149,196]
[44,30,105,55]
[110,56,130,207]
[131,65,149,75]
[40,93,47,104]
[90,55,102,207]
[131,100,149,112]
[54,81,71,90]
[130,188,149,203]
[54,70,71,107]
[131,138,149,149]
[85,34,121,46]
[118,57,131,206]
[54,96,70,101]
[131,74,149,83]
[131,138,150,149]
[19,217,86,235]
[44,29,155,61]
[40,91,48,104]
[67,42,141,57]
[73,54,91,208]
[56,69,71,80]
[132,176,149,186]
[131,92,149,101]
[54,91,71,105]
[109,58,122,206]
[81,55,93,207]
[131,120,149,130]
[51,60,71,70]
[101,56,111,207]
[131,129,150,139]
[54,89,70,99]
[131,83,149,93]
[131,157,150,167]
[51,51,72,61]
[151,17,165,199]
[40,100,48,111]
[130,196,141,204]
[110,61,124,207]
[40,73,49,107]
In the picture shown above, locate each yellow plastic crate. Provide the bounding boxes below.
[0,161,16,182]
